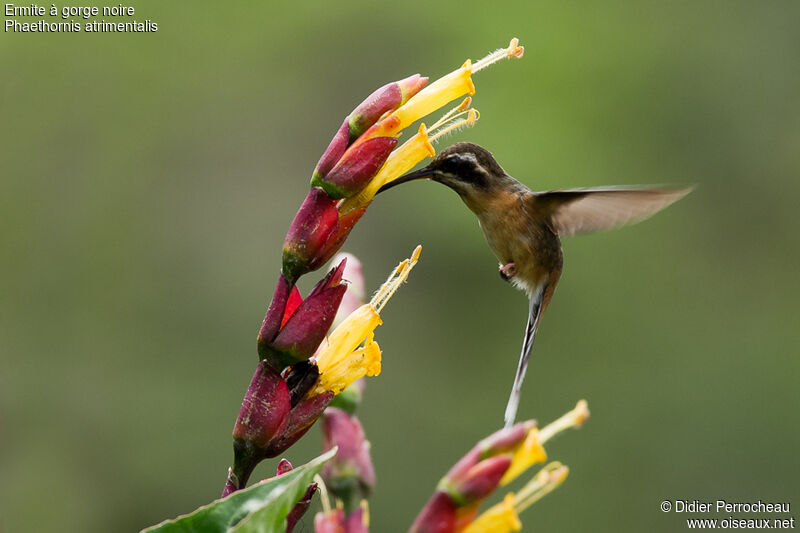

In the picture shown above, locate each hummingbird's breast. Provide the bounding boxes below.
[473,189,563,292]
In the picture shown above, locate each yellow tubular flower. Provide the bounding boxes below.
[499,400,589,486]
[465,463,569,533]
[462,494,522,533]
[312,246,422,395]
[500,428,547,486]
[388,38,523,136]
[390,61,475,131]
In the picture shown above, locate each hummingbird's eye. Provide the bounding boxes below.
[437,152,486,188]
[443,153,477,169]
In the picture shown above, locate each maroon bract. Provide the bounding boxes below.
[310,74,428,200]
[286,483,318,533]
[264,390,335,457]
[315,119,351,180]
[224,364,335,495]
[316,136,398,199]
[408,492,457,533]
[283,74,429,280]
[282,188,342,282]
[258,260,347,370]
[346,74,428,141]
[232,362,291,450]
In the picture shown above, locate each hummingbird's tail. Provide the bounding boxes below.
[503,283,546,428]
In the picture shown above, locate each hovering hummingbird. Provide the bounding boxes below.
[379,142,692,428]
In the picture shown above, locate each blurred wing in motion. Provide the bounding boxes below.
[535,186,694,237]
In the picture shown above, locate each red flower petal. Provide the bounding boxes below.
[281,285,303,329]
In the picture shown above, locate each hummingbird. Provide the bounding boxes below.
[378,142,692,428]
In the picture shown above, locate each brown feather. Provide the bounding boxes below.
[535,186,694,237]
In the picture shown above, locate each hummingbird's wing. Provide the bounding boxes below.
[535,186,693,237]
[504,281,546,429]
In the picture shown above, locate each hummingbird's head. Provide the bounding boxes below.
[377,142,508,199]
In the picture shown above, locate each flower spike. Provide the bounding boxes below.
[311,74,428,200]
[284,39,523,281]
[411,400,587,533]
[224,39,530,503]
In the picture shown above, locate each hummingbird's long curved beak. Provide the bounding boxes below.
[377,166,439,194]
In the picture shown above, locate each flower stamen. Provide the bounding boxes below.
[429,108,480,144]
[539,399,590,444]
[427,97,472,131]
[371,245,421,312]
[472,38,525,73]
[512,462,569,513]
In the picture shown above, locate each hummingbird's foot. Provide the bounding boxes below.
[499,262,517,282]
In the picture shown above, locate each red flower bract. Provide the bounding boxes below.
[258,259,348,370]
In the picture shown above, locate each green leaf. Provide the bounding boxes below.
[142,448,336,533]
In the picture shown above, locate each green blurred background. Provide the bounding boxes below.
[2,1,799,531]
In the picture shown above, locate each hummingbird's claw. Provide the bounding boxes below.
[499,262,517,282]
